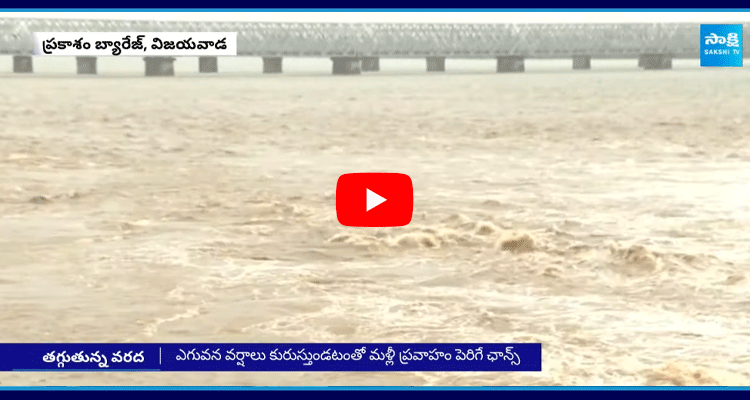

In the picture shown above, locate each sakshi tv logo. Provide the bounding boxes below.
[700,24,743,67]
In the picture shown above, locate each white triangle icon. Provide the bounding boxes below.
[366,188,386,212]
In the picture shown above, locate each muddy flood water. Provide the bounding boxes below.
[1,60,749,385]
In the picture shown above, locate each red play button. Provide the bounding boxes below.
[336,173,413,227]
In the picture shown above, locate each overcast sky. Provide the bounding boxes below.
[0,11,748,24]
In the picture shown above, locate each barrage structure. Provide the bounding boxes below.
[1,18,748,76]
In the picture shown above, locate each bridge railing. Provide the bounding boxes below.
[0,18,748,58]
[360,23,703,57]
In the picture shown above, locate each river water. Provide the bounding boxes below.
[0,57,748,385]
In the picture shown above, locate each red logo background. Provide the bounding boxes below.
[336,173,413,227]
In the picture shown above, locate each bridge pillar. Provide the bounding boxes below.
[199,56,218,73]
[13,55,33,73]
[426,57,446,72]
[143,57,176,76]
[639,54,672,70]
[497,56,525,73]
[331,57,361,75]
[572,55,591,70]
[76,56,97,75]
[361,57,380,72]
[263,57,283,73]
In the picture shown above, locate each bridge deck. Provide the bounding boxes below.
[2,18,749,58]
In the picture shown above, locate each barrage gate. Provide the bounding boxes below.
[1,18,748,76]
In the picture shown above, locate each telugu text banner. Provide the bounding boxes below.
[32,32,238,56]
[0,343,541,372]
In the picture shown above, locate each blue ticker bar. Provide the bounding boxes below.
[0,343,541,372]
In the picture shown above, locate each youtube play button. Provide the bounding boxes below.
[336,173,413,227]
